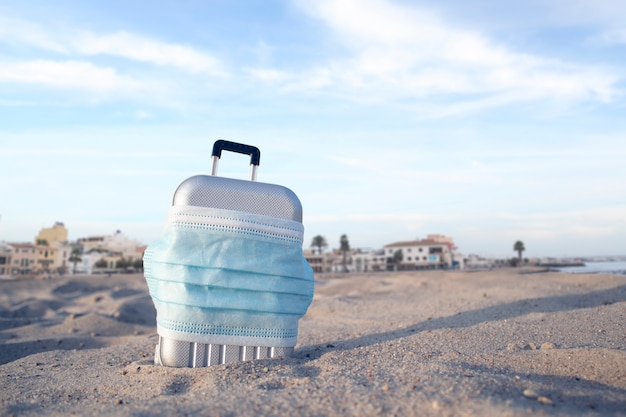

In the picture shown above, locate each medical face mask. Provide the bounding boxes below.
[143,205,314,349]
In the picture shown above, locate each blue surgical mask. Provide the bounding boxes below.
[143,206,314,348]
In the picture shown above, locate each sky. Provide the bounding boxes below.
[1,0,625,259]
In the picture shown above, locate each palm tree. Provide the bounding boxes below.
[133,258,144,272]
[69,248,82,274]
[310,235,328,255]
[340,234,350,272]
[115,257,129,270]
[393,249,403,271]
[513,241,525,266]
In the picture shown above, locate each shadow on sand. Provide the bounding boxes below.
[299,284,626,357]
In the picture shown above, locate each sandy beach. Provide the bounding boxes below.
[1,269,624,416]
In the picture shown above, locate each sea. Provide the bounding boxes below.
[555,261,626,276]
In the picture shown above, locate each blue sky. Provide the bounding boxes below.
[1,0,625,258]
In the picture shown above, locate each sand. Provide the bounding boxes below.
[1,269,624,416]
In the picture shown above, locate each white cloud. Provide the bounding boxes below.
[288,0,620,113]
[0,146,200,159]
[0,15,67,53]
[0,15,229,103]
[0,60,140,93]
[135,110,153,120]
[0,15,226,77]
[72,31,227,76]
[594,29,626,45]
[535,0,626,27]
[245,68,294,83]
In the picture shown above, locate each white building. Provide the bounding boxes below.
[352,249,387,272]
[303,249,324,273]
[465,254,492,269]
[301,234,463,274]
[72,251,104,275]
[383,235,460,270]
[78,230,144,262]
[55,242,73,274]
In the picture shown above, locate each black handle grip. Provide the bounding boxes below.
[212,140,261,166]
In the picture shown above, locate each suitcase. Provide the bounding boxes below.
[172,141,302,222]
[149,140,308,367]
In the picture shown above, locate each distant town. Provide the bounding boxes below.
[0,222,145,279]
[1,221,623,280]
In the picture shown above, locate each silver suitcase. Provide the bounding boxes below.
[154,140,304,367]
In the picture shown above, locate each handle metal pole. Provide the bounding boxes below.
[211,140,260,181]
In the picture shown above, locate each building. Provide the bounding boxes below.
[29,222,71,275]
[352,249,387,272]
[78,230,144,263]
[302,234,462,274]
[55,242,73,274]
[303,249,324,273]
[303,248,354,273]
[35,222,68,245]
[7,243,61,276]
[383,235,458,270]
[34,244,59,274]
[327,248,354,273]
[73,231,146,274]
[70,251,102,275]
[1,223,147,277]
[9,243,38,277]
[0,243,13,277]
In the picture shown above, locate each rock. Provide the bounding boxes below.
[507,343,518,351]
[537,396,553,406]
[540,342,556,350]
[523,343,537,350]
[523,389,539,399]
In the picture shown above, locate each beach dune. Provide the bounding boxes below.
[1,269,625,416]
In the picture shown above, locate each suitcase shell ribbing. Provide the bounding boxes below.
[154,140,305,367]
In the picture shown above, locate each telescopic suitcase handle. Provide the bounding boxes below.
[211,140,261,181]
